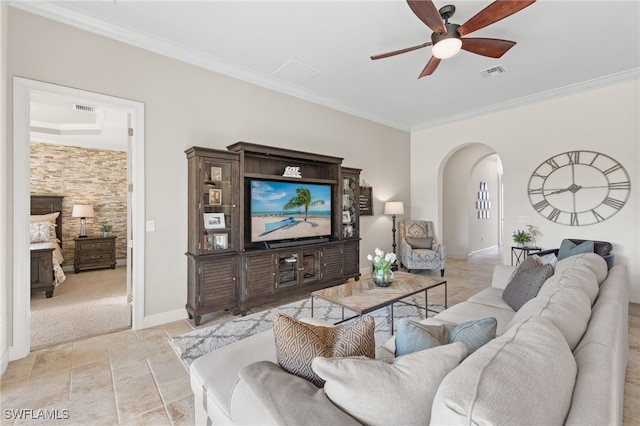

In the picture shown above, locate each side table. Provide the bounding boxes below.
[74,236,117,272]
[511,246,542,266]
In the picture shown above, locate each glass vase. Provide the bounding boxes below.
[372,268,394,287]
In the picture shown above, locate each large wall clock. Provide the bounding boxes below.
[527,150,630,226]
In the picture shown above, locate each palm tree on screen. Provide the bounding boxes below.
[283,187,325,221]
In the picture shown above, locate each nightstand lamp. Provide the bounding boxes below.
[72,204,94,238]
[384,201,404,271]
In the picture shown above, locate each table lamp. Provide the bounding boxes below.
[72,204,94,238]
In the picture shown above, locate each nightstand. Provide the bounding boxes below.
[74,236,117,273]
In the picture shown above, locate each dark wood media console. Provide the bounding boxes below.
[185,143,361,325]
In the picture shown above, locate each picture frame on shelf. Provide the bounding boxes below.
[214,233,228,250]
[203,234,214,251]
[209,188,222,205]
[204,212,225,229]
[342,210,351,224]
[210,166,222,181]
[344,225,353,237]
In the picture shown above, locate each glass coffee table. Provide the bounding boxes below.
[311,271,447,334]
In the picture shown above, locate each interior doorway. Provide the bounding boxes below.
[12,78,145,360]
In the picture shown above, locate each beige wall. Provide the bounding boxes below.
[412,79,640,302]
[1,1,10,369]
[5,9,410,328]
[30,143,128,263]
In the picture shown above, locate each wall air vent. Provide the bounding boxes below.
[479,65,506,78]
[73,104,96,113]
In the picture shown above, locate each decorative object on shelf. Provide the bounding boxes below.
[384,201,404,270]
[100,224,112,237]
[367,248,396,287]
[526,224,538,248]
[512,229,532,248]
[342,210,351,224]
[210,166,222,181]
[527,150,630,226]
[359,186,373,216]
[71,204,94,238]
[204,212,225,229]
[209,188,222,205]
[214,233,228,250]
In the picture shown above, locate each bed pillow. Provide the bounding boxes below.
[30,212,60,224]
[272,313,375,387]
[501,260,554,311]
[30,221,57,243]
[406,236,433,249]
[312,342,468,425]
[395,317,497,356]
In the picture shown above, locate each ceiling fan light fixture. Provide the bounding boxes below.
[432,38,462,59]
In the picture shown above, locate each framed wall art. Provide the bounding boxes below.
[203,212,225,229]
[209,188,222,205]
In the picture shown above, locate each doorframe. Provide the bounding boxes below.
[11,77,145,360]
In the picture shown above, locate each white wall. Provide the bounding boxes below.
[412,79,640,303]
[3,8,410,347]
[1,1,10,374]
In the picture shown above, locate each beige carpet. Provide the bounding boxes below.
[30,267,130,350]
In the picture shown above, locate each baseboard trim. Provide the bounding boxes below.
[1,347,9,375]
[471,245,499,256]
[139,308,187,330]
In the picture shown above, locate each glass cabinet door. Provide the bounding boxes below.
[201,158,237,254]
[341,172,359,239]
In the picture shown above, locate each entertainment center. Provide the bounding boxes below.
[185,142,361,325]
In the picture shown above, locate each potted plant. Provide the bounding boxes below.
[100,224,113,237]
[512,230,532,248]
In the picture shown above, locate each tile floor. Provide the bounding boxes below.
[1,249,639,425]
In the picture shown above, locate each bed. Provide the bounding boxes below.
[30,195,66,298]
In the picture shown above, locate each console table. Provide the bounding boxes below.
[511,246,542,266]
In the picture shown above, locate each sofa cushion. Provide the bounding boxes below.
[555,252,608,287]
[312,342,468,426]
[395,317,496,356]
[272,313,375,387]
[501,259,554,311]
[558,239,594,260]
[236,361,361,425]
[507,284,591,351]
[405,236,433,249]
[431,317,577,425]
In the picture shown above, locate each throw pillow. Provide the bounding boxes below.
[405,236,433,249]
[506,255,540,285]
[30,221,56,243]
[532,253,558,270]
[395,317,497,356]
[501,262,554,311]
[557,239,594,261]
[30,212,60,224]
[312,342,468,426]
[272,313,375,387]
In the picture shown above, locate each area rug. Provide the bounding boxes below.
[169,296,444,367]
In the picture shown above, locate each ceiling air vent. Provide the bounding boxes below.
[73,104,96,113]
[479,65,506,78]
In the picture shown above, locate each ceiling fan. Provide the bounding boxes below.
[371,0,536,78]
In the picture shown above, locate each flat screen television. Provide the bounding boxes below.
[249,179,332,244]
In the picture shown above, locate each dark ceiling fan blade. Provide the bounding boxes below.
[371,42,433,60]
[461,38,516,58]
[407,0,447,33]
[418,56,441,78]
[457,0,536,36]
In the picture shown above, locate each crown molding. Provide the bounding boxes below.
[11,2,638,135]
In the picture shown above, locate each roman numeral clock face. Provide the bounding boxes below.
[528,151,630,226]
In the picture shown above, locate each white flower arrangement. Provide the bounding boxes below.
[367,248,396,272]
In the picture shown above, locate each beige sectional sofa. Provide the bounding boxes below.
[190,252,629,425]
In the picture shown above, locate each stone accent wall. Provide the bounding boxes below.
[30,143,128,265]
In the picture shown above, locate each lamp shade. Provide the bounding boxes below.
[384,201,404,215]
[72,204,95,218]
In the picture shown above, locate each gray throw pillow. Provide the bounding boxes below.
[501,263,554,311]
[406,236,433,249]
[395,317,497,356]
[557,239,594,261]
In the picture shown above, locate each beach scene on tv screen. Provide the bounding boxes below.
[251,180,331,242]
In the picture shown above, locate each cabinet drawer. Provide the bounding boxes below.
[77,251,114,263]
[76,240,113,251]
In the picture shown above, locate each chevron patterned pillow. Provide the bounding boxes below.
[273,313,375,387]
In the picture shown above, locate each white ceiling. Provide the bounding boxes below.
[14,0,640,136]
